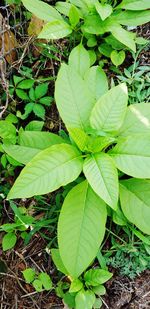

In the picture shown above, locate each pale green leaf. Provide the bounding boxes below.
[51,248,68,274]
[2,144,40,164]
[118,0,150,10]
[111,10,150,26]
[38,20,72,39]
[110,135,150,178]
[68,128,88,151]
[55,63,94,130]
[110,24,136,52]
[83,14,108,35]
[90,83,128,133]
[38,272,52,290]
[95,2,112,21]
[25,121,44,131]
[22,268,36,283]
[69,5,80,27]
[7,144,83,199]
[75,290,96,309]
[110,50,125,66]
[69,279,83,293]
[19,131,64,149]
[83,153,118,209]
[119,103,150,137]
[0,121,16,144]
[22,0,63,22]
[33,279,43,292]
[84,66,108,101]
[69,44,90,77]
[120,179,150,234]
[58,180,107,278]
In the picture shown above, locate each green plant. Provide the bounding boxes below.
[10,76,53,120]
[22,0,150,66]
[4,44,150,308]
[22,268,52,292]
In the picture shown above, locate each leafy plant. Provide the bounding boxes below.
[10,76,53,120]
[22,268,52,292]
[5,44,150,308]
[22,0,150,65]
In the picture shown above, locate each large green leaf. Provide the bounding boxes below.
[110,24,136,52]
[83,153,118,209]
[38,20,72,39]
[120,179,150,234]
[84,66,108,101]
[19,131,64,149]
[69,44,90,78]
[0,121,16,144]
[90,84,128,133]
[110,135,150,178]
[119,103,150,137]
[58,181,107,278]
[112,10,150,26]
[22,0,63,21]
[117,0,150,10]
[2,144,40,164]
[55,63,94,130]
[95,2,112,20]
[7,144,83,199]
[83,14,108,35]
[75,290,96,309]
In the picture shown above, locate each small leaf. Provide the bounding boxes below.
[117,0,150,10]
[92,284,106,296]
[22,268,36,283]
[16,89,29,100]
[35,83,49,99]
[69,5,80,27]
[111,50,125,66]
[69,279,83,293]
[13,75,24,85]
[38,272,52,290]
[25,121,44,131]
[39,96,53,106]
[18,79,34,89]
[2,232,17,251]
[84,268,112,286]
[33,279,43,292]
[95,2,112,21]
[38,20,72,40]
[29,88,35,101]
[33,104,45,119]
[94,298,103,308]
[75,290,96,309]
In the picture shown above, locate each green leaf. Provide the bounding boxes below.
[84,268,112,286]
[110,50,125,66]
[69,279,83,293]
[75,290,96,309]
[13,75,24,86]
[92,284,106,296]
[18,79,34,89]
[87,36,97,47]
[0,121,16,143]
[38,272,52,290]
[35,83,48,99]
[29,88,35,101]
[95,2,112,21]
[94,298,103,308]
[84,66,108,101]
[83,153,118,209]
[119,103,150,136]
[33,104,45,119]
[117,0,150,10]
[83,14,107,35]
[64,293,76,308]
[120,179,150,234]
[16,89,29,100]
[88,50,97,66]
[22,268,36,283]
[22,0,63,22]
[38,20,72,39]
[55,63,94,130]
[110,135,150,178]
[90,84,128,133]
[69,44,90,78]
[55,1,72,16]
[112,10,150,27]
[98,43,113,57]
[19,130,64,149]
[110,24,136,52]
[51,248,68,274]
[68,128,88,151]
[7,144,83,199]
[2,144,41,164]
[5,113,18,124]
[58,180,107,278]
[33,279,43,292]
[39,96,53,106]
[25,121,44,131]
[69,5,80,27]
[2,232,17,251]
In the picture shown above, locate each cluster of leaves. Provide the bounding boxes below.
[22,268,52,292]
[3,43,150,308]
[9,76,53,120]
[22,0,150,66]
